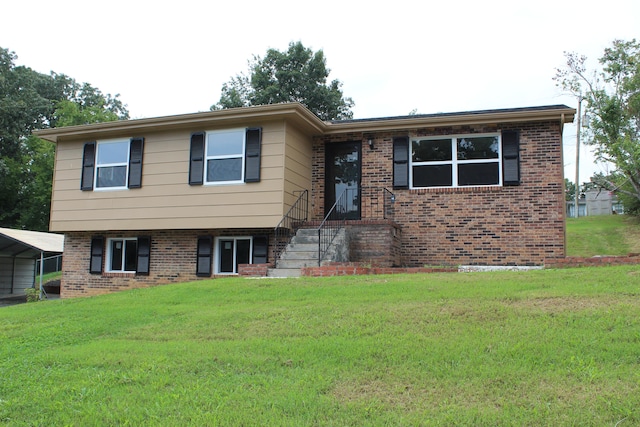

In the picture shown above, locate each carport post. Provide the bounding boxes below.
[39,251,44,300]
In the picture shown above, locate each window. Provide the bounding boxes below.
[89,236,150,275]
[410,134,501,188]
[106,238,138,273]
[214,237,252,274]
[96,139,130,189]
[205,129,245,184]
[81,138,144,191]
[189,128,262,186]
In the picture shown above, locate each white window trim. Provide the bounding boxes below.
[94,138,130,191]
[409,133,502,189]
[213,236,253,274]
[105,237,137,273]
[204,128,246,185]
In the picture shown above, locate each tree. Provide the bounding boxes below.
[564,178,576,201]
[212,41,354,121]
[0,46,128,231]
[554,40,640,215]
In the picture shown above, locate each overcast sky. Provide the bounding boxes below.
[3,0,639,182]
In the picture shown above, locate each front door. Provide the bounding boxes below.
[325,142,361,219]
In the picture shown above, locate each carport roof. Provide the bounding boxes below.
[0,228,64,258]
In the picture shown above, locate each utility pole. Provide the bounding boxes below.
[574,96,582,218]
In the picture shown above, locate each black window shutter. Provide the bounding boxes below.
[244,127,262,183]
[502,130,520,186]
[90,236,104,274]
[393,137,410,189]
[128,137,144,189]
[189,132,205,185]
[136,236,151,275]
[252,235,268,264]
[196,236,213,277]
[81,142,96,191]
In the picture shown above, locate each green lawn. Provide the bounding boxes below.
[2,267,640,426]
[566,215,640,256]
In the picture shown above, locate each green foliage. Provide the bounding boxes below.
[564,178,576,201]
[212,41,354,121]
[555,40,640,214]
[1,268,640,425]
[0,46,129,230]
[24,288,40,302]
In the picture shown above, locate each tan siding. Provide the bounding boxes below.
[283,124,313,208]
[52,215,283,232]
[50,121,288,232]
[52,190,284,210]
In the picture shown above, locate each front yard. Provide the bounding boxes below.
[1,266,639,426]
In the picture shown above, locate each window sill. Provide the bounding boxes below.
[407,185,504,194]
[103,272,136,278]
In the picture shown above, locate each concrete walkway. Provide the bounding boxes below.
[0,293,60,307]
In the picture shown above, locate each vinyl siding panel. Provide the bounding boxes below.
[283,123,313,208]
[50,121,290,232]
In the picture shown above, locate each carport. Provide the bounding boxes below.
[0,227,64,298]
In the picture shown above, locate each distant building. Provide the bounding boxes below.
[566,189,624,217]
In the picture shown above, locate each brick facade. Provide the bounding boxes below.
[313,120,565,267]
[62,229,273,298]
[345,221,402,267]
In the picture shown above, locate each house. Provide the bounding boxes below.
[36,103,575,298]
[0,227,64,297]
[566,189,625,217]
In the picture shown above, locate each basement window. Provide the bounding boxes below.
[106,238,138,273]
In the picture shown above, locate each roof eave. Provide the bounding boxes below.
[35,103,327,143]
[324,107,576,134]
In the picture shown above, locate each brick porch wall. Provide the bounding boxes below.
[312,120,565,267]
[346,221,402,267]
[62,229,273,298]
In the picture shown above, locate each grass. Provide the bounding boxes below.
[38,271,61,284]
[1,266,640,426]
[566,215,640,256]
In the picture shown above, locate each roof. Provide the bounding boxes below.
[325,104,576,134]
[0,227,64,258]
[35,103,576,142]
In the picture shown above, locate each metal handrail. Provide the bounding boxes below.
[317,188,352,265]
[274,190,309,263]
[383,187,395,220]
[317,186,395,265]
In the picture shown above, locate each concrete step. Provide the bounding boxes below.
[280,249,318,260]
[296,228,319,237]
[270,226,347,276]
[291,235,320,245]
[285,241,318,250]
[276,258,318,269]
[267,268,302,278]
